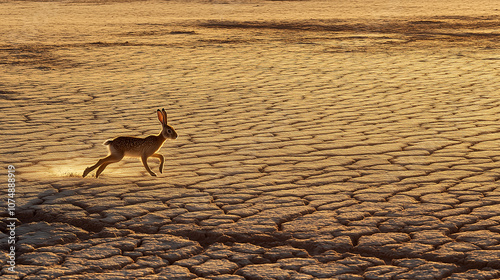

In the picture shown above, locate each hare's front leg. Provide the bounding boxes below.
[141,155,157,176]
[151,153,165,174]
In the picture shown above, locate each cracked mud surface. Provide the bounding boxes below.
[1,0,500,279]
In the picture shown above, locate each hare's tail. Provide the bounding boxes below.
[103,140,113,146]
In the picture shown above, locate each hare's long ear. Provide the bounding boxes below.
[162,108,168,124]
[157,109,165,124]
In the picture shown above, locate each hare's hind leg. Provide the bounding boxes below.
[141,155,157,176]
[151,153,165,174]
[95,154,124,178]
[83,158,108,178]
[83,154,123,178]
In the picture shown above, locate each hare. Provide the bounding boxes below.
[83,108,177,178]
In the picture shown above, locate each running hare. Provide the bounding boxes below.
[83,108,177,178]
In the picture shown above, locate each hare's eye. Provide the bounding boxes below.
[167,129,172,134]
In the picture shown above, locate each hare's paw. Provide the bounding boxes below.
[83,167,91,178]
[149,171,157,177]
[158,161,164,174]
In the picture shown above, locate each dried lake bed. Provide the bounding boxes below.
[1,0,500,279]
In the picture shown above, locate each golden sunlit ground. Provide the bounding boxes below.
[1,0,500,279]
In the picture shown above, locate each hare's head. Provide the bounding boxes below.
[157,108,177,140]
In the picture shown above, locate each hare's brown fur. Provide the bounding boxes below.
[83,109,177,178]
